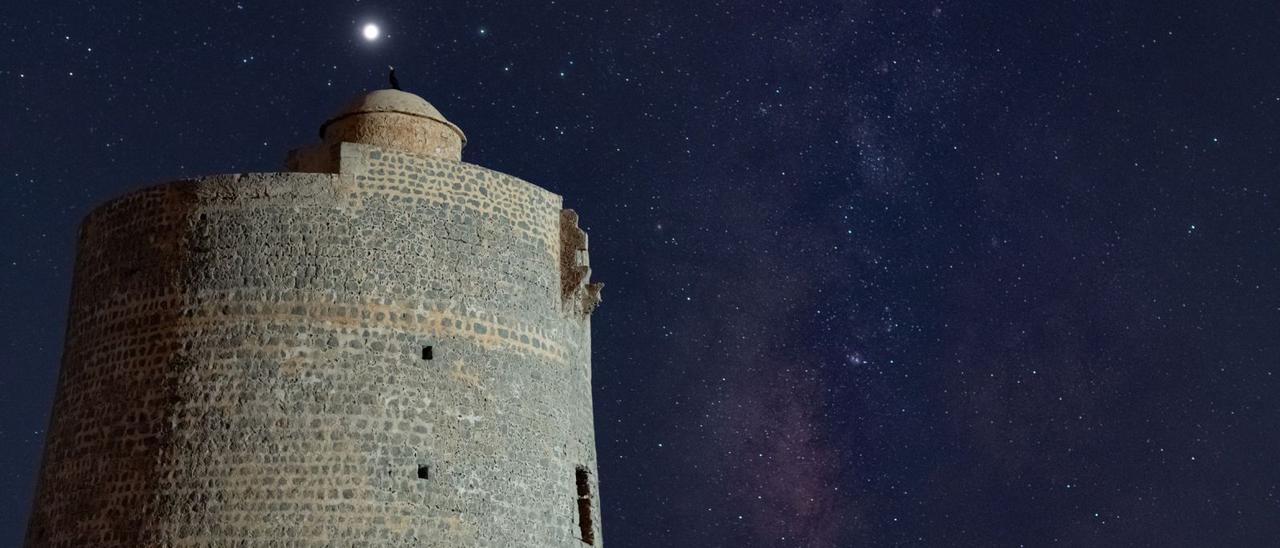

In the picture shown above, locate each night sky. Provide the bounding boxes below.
[3,1,1279,546]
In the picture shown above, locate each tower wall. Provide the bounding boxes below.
[26,143,602,547]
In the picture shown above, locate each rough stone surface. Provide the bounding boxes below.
[25,91,603,547]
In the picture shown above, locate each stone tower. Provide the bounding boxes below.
[25,88,604,547]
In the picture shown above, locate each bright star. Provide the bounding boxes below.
[362,23,381,41]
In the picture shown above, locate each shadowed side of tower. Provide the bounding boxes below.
[25,89,604,547]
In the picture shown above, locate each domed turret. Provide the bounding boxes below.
[319,89,466,161]
[27,85,604,546]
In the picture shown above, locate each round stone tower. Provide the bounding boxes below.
[26,88,604,547]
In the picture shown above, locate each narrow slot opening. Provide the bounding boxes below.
[575,466,594,544]
[422,346,433,360]
[417,465,430,480]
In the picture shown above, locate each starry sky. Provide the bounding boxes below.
[2,1,1279,545]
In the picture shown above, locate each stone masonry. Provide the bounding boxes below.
[25,89,604,547]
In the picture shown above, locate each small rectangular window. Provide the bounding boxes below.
[576,466,594,544]
[422,346,433,360]
[417,465,430,480]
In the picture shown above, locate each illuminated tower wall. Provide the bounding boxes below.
[25,89,604,547]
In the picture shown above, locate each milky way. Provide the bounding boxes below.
[3,1,1279,545]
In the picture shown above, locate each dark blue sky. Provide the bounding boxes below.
[3,1,1278,545]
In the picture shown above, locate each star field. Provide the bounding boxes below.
[2,1,1279,545]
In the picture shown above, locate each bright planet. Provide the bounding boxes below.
[3,2,1279,546]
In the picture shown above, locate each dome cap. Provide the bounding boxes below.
[318,89,466,160]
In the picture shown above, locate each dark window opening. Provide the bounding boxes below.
[576,466,595,544]
[422,346,433,360]
[417,465,430,480]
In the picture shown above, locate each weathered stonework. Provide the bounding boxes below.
[26,90,603,547]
